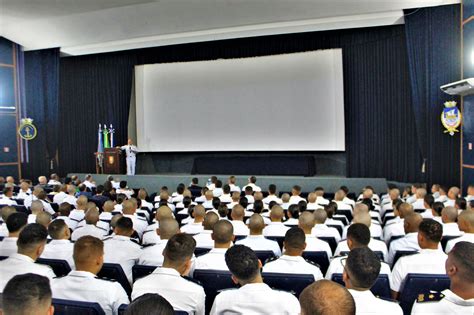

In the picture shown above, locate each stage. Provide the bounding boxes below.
[68,173,388,195]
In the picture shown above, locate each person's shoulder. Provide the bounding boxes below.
[180,275,205,291]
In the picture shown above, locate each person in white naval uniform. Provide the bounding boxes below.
[299,279,356,315]
[263,227,323,281]
[51,236,129,315]
[298,212,332,261]
[192,220,234,274]
[139,219,180,267]
[41,219,75,269]
[103,217,142,284]
[229,205,250,236]
[445,210,474,253]
[390,219,448,299]
[411,241,474,314]
[242,176,261,193]
[326,223,392,281]
[0,205,15,237]
[193,212,220,249]
[210,244,300,315]
[441,206,463,237]
[387,213,423,266]
[2,273,55,315]
[0,223,55,292]
[119,138,138,175]
[263,206,290,237]
[180,205,205,235]
[311,209,342,243]
[236,214,282,257]
[343,247,403,315]
[0,212,28,257]
[383,202,414,244]
[71,208,107,241]
[132,233,205,315]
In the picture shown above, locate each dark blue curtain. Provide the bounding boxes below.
[404,5,461,186]
[23,48,60,179]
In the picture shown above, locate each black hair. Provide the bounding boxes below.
[124,293,174,315]
[298,200,307,213]
[268,184,276,194]
[419,219,443,243]
[450,241,474,283]
[163,233,196,264]
[96,185,104,194]
[424,194,434,208]
[223,184,231,194]
[432,201,445,216]
[339,186,349,194]
[212,197,221,210]
[6,212,28,233]
[346,247,381,289]
[253,200,264,214]
[284,227,305,250]
[360,198,374,211]
[288,204,300,219]
[191,178,199,185]
[455,197,467,210]
[17,223,48,251]
[239,197,249,209]
[347,223,370,246]
[225,245,259,281]
[116,216,134,231]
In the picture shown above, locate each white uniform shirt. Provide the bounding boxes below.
[63,195,77,207]
[23,194,37,208]
[123,214,148,238]
[262,195,282,205]
[335,239,388,262]
[71,224,106,241]
[390,249,448,292]
[219,194,233,204]
[0,237,18,257]
[181,222,204,235]
[343,197,356,208]
[235,235,282,257]
[243,183,261,192]
[335,201,353,211]
[16,189,31,200]
[53,192,68,205]
[41,239,75,269]
[311,224,342,242]
[231,220,249,236]
[263,255,323,281]
[342,224,383,241]
[229,184,241,193]
[193,248,229,274]
[212,188,223,197]
[325,218,344,228]
[142,223,160,245]
[325,255,392,282]
[27,213,37,224]
[411,289,474,314]
[0,197,17,206]
[103,235,141,284]
[193,230,214,249]
[40,200,55,215]
[348,289,403,315]
[83,180,96,190]
[0,253,55,292]
[411,199,426,210]
[387,232,420,265]
[307,202,324,210]
[210,283,300,315]
[383,218,405,243]
[304,235,332,261]
[140,199,153,211]
[52,270,129,315]
[69,209,85,226]
[0,224,8,237]
[442,222,462,237]
[289,195,305,205]
[116,188,134,199]
[445,233,474,253]
[444,199,456,207]
[317,196,330,206]
[263,222,290,237]
[121,145,138,159]
[138,239,168,267]
[132,267,205,315]
[284,218,299,226]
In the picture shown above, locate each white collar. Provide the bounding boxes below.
[9,253,35,263]
[69,270,96,278]
[442,289,474,306]
[209,248,229,254]
[152,267,180,277]
[49,239,72,244]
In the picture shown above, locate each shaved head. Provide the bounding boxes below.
[299,212,316,231]
[270,206,284,221]
[76,195,88,209]
[457,210,474,233]
[203,212,219,231]
[403,213,423,234]
[193,205,206,219]
[156,206,173,221]
[30,200,44,214]
[158,219,180,240]
[299,280,355,315]
[248,214,265,234]
[231,204,245,220]
[353,212,371,227]
[353,203,369,216]
[398,202,414,218]
[314,209,327,224]
[442,206,458,223]
[212,220,234,244]
[85,208,99,225]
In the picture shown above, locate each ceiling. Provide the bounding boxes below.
[0,0,459,56]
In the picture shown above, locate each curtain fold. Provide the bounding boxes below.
[404,5,461,186]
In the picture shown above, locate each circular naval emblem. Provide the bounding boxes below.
[18,120,37,141]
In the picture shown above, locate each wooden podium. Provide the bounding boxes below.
[103,148,122,174]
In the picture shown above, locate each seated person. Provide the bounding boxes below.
[180,205,205,235]
[103,217,142,284]
[142,206,174,245]
[193,212,220,249]
[312,209,341,242]
[0,223,55,291]
[2,273,54,315]
[230,205,250,236]
[124,293,174,315]
[51,235,129,314]
[210,245,300,314]
[263,206,290,237]
[192,220,234,273]
[387,213,423,266]
[139,219,180,266]
[132,233,205,315]
[298,211,332,261]
[445,210,474,253]
[71,208,108,241]
[0,212,28,257]
[326,223,391,281]
[411,241,474,314]
[441,206,462,237]
[343,247,403,314]
[41,219,75,269]
[390,219,448,299]
[299,280,355,315]
[263,227,323,281]
[236,214,281,257]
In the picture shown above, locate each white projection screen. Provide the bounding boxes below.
[135,49,345,152]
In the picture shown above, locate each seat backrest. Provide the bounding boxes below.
[318,237,337,254]
[0,256,8,260]
[265,236,284,250]
[97,263,132,297]
[52,298,105,315]
[392,251,418,268]
[36,258,71,277]
[302,251,329,275]
[193,269,236,313]
[262,272,314,298]
[331,273,391,299]
[118,304,128,315]
[13,205,30,214]
[441,235,461,251]
[132,265,157,283]
[399,273,450,315]
[335,209,353,222]
[326,224,343,236]
[254,250,276,265]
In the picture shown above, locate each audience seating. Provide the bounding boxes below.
[318,237,337,254]
[399,273,450,315]
[265,236,284,250]
[441,235,461,251]
[392,250,418,268]
[335,209,353,222]
[36,258,71,277]
[0,256,7,261]
[331,274,391,299]
[193,269,237,313]
[194,247,211,257]
[52,298,105,315]
[327,224,343,236]
[302,251,330,275]
[97,263,132,297]
[118,304,128,315]
[132,265,157,283]
[12,205,30,214]
[262,272,314,298]
[387,235,404,249]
